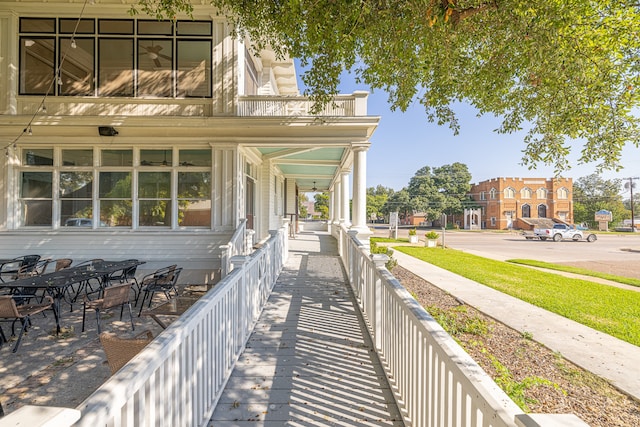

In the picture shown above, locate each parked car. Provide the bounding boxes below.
[64,218,108,227]
[64,218,93,227]
[525,223,597,242]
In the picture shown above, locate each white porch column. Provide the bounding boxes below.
[350,147,368,230]
[328,189,335,222]
[334,179,342,225]
[340,169,351,226]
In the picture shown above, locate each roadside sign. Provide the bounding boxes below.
[594,210,612,221]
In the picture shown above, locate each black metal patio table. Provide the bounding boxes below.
[0,260,145,334]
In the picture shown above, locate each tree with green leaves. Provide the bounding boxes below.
[573,174,629,226]
[134,0,640,173]
[298,192,309,219]
[406,163,472,221]
[314,192,329,220]
[367,185,394,222]
[383,188,411,221]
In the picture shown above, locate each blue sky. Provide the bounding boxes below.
[325,71,640,192]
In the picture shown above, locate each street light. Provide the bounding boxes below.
[624,177,639,231]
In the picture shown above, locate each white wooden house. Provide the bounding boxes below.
[0,0,379,283]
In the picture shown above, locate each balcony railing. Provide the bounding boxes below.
[237,95,359,117]
[15,92,368,118]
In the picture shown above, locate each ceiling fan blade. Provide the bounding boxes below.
[154,58,161,67]
[159,54,172,61]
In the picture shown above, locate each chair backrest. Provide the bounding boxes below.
[110,261,138,282]
[168,267,182,286]
[55,258,73,271]
[153,265,180,288]
[15,258,52,279]
[100,330,154,375]
[19,255,41,268]
[101,283,132,309]
[0,296,20,318]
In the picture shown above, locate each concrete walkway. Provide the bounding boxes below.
[392,250,640,401]
[210,230,404,426]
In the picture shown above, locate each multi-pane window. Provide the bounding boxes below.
[19,17,212,98]
[557,187,569,200]
[244,48,259,95]
[521,187,532,199]
[99,171,133,227]
[177,149,212,227]
[17,147,212,229]
[19,149,54,226]
[489,188,497,199]
[60,149,94,226]
[503,187,515,199]
[537,187,548,199]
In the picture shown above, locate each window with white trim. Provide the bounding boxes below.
[19,17,212,98]
[18,147,212,229]
[537,187,548,199]
[557,187,569,200]
[504,187,515,199]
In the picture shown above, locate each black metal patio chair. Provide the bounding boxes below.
[136,265,182,316]
[82,282,135,334]
[0,295,57,353]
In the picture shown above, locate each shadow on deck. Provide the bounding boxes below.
[210,230,404,426]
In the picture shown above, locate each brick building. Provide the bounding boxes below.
[468,177,573,230]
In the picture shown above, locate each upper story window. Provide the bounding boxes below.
[489,188,497,199]
[244,48,259,95]
[479,191,486,201]
[557,187,569,200]
[503,187,516,199]
[521,187,532,199]
[19,17,212,98]
[537,187,548,199]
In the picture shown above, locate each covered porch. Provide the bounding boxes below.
[0,223,590,427]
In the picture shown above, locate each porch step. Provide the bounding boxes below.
[210,231,404,426]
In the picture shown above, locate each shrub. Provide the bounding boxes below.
[425,231,440,240]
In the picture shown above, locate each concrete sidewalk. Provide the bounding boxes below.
[392,250,640,401]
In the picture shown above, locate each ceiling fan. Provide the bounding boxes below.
[140,43,171,68]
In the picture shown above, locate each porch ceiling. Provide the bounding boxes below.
[258,147,345,192]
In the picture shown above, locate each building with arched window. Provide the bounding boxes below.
[466,177,573,230]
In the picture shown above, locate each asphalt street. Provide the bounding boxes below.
[373,226,640,268]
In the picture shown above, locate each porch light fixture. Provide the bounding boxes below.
[98,126,118,136]
[312,181,317,192]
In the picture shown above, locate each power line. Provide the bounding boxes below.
[3,0,93,155]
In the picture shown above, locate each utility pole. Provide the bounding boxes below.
[624,177,639,231]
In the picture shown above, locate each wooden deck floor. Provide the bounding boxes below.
[210,230,404,426]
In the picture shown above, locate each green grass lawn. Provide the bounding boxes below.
[506,259,640,288]
[394,246,640,347]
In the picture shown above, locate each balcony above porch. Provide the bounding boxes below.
[13,92,370,119]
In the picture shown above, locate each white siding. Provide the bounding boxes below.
[0,232,228,284]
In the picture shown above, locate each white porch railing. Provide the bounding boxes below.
[337,227,589,427]
[70,226,287,427]
[220,218,249,278]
